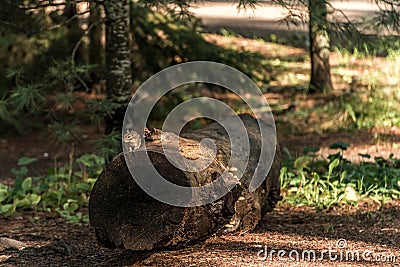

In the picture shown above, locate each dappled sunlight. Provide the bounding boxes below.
[1,1,400,266]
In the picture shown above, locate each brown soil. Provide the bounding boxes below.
[1,201,399,266]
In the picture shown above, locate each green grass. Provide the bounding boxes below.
[278,82,400,135]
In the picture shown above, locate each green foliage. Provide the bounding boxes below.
[0,0,48,34]
[1,60,95,138]
[0,1,275,158]
[8,83,45,112]
[0,4,97,134]
[128,3,274,135]
[46,61,96,91]
[329,141,350,150]
[93,130,122,163]
[0,154,104,222]
[130,2,272,85]
[0,29,71,85]
[281,83,400,134]
[281,144,400,209]
[341,89,400,129]
[47,120,82,144]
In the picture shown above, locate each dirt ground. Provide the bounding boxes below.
[1,200,399,267]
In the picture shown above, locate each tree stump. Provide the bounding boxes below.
[89,114,281,250]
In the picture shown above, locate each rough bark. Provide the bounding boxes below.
[103,0,132,134]
[308,0,333,92]
[89,114,282,251]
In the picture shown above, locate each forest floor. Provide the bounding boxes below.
[1,33,400,266]
[1,201,399,266]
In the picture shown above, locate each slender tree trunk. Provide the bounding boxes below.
[89,1,103,82]
[102,0,132,135]
[65,2,86,64]
[308,0,332,92]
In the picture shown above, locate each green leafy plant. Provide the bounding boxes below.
[0,154,104,222]
[281,143,400,209]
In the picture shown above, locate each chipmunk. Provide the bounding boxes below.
[123,128,164,152]
[123,130,142,151]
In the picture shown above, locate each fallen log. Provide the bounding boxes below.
[89,114,281,250]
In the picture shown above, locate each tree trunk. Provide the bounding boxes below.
[308,0,333,92]
[89,114,282,250]
[89,1,103,83]
[65,2,86,64]
[103,0,132,135]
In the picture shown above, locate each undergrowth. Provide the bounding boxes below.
[281,142,400,209]
[0,154,103,222]
[1,144,399,221]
